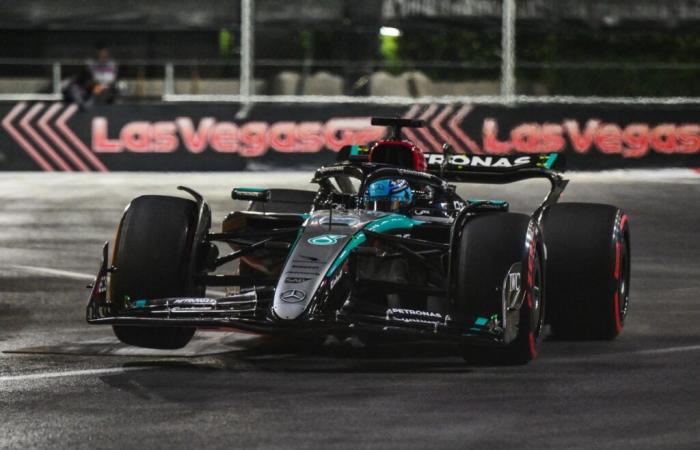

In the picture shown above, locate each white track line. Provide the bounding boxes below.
[631,344,700,355]
[7,264,227,296]
[0,366,148,383]
[546,343,700,364]
[9,264,94,281]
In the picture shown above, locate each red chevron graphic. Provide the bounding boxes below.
[39,103,90,172]
[430,105,463,154]
[1,103,54,171]
[416,104,443,152]
[448,105,482,154]
[401,104,430,151]
[56,104,107,172]
[20,103,72,171]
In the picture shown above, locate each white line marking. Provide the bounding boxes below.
[547,343,700,364]
[163,93,700,106]
[9,264,95,281]
[0,366,147,382]
[9,264,229,297]
[631,344,700,355]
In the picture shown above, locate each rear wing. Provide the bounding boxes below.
[423,152,565,184]
[422,152,568,208]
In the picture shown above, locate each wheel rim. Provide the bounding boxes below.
[617,234,630,325]
[524,248,545,359]
[531,252,544,337]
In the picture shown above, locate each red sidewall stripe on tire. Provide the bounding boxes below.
[526,230,537,359]
[613,214,629,333]
[528,332,538,358]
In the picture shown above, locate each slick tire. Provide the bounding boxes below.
[110,195,201,350]
[456,213,545,365]
[248,189,316,214]
[543,203,630,340]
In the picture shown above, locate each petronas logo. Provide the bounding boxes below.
[307,234,346,246]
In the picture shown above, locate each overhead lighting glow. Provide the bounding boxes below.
[379,26,402,37]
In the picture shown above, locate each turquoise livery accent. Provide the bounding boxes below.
[349,145,366,156]
[468,198,507,205]
[234,187,267,192]
[308,234,346,246]
[474,316,489,326]
[543,153,558,169]
[365,214,424,233]
[132,299,148,308]
[326,214,424,276]
[327,232,367,275]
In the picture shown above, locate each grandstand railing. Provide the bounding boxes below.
[2,57,700,105]
[2,0,700,106]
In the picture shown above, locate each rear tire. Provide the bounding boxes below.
[110,195,201,349]
[456,213,545,365]
[543,203,630,340]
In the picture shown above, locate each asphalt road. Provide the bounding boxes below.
[1,170,699,449]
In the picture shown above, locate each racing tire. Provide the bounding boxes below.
[110,195,201,349]
[456,213,545,365]
[543,203,630,340]
[248,189,316,214]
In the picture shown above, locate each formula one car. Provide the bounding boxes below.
[86,117,631,365]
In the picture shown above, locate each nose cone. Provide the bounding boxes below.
[271,209,378,322]
[272,289,308,320]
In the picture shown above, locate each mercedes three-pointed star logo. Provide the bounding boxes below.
[280,289,306,303]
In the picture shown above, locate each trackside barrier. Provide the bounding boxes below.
[1,101,699,171]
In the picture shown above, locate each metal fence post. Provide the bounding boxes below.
[240,0,254,101]
[52,62,62,96]
[164,62,175,97]
[500,0,516,101]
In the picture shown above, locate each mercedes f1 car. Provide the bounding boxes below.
[86,117,631,365]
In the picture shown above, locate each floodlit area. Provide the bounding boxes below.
[1,1,700,449]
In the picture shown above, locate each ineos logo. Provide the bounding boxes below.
[280,289,306,303]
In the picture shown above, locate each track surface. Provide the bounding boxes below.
[0,171,699,449]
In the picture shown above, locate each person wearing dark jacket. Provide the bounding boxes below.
[63,43,119,109]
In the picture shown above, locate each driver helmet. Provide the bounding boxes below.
[365,179,413,212]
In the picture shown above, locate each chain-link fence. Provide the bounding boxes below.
[1,0,700,102]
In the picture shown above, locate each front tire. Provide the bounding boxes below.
[456,213,545,365]
[110,195,201,349]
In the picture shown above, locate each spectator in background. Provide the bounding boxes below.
[63,43,119,109]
